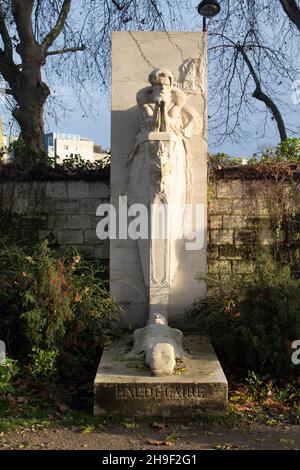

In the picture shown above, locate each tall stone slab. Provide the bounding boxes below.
[111,32,207,327]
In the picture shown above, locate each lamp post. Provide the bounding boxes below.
[197,0,221,32]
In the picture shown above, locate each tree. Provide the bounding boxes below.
[0,0,180,156]
[208,0,300,146]
[279,0,300,32]
[0,1,299,157]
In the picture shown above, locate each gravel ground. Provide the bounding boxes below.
[0,422,299,450]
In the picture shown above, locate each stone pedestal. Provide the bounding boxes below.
[94,336,228,418]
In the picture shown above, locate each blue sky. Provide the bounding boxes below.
[44,82,298,158]
[1,1,298,158]
[43,1,299,158]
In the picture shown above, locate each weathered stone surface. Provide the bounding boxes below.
[217,180,243,199]
[126,313,184,377]
[94,336,228,417]
[68,181,89,199]
[68,215,91,230]
[223,215,249,229]
[56,199,80,214]
[210,229,234,245]
[232,260,254,274]
[57,230,84,245]
[208,260,231,274]
[210,215,222,229]
[234,229,257,246]
[95,243,109,258]
[45,182,67,199]
[110,32,208,326]
[48,215,68,231]
[81,199,104,214]
[89,183,110,198]
[85,229,104,245]
[150,343,176,377]
[232,198,257,216]
[209,198,232,215]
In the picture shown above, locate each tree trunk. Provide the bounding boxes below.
[279,0,300,33]
[9,43,50,157]
[12,81,50,156]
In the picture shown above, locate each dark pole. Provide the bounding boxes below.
[203,16,207,32]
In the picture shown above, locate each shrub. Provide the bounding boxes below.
[0,357,19,393]
[193,254,300,380]
[248,138,300,164]
[29,347,59,378]
[0,240,117,374]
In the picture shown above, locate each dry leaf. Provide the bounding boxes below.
[151,422,167,430]
[147,440,165,446]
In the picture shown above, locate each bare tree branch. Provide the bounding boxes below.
[46,45,86,56]
[111,0,124,11]
[279,0,300,33]
[0,6,13,58]
[42,0,71,50]
[237,43,288,141]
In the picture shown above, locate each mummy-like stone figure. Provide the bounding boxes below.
[126,313,185,376]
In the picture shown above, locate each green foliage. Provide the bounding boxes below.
[245,371,268,403]
[248,138,300,164]
[0,240,117,372]
[194,254,300,379]
[56,153,109,171]
[0,357,19,393]
[7,140,49,164]
[273,383,300,405]
[209,152,247,166]
[29,347,58,378]
[209,138,300,167]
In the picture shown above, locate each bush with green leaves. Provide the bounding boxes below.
[193,254,300,380]
[57,153,109,171]
[29,347,59,378]
[0,240,117,376]
[248,138,300,164]
[0,357,19,393]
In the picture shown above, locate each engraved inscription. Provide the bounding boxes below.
[115,385,206,400]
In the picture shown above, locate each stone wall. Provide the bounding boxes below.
[0,180,110,258]
[208,178,300,281]
[0,178,299,278]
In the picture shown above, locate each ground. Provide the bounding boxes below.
[0,421,299,450]
[0,367,299,451]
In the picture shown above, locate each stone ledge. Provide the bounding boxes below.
[94,335,228,418]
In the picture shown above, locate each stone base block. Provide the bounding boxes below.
[94,335,228,418]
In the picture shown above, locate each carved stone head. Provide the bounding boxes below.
[148,312,168,326]
[148,68,174,87]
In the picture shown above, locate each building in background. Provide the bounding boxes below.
[0,117,18,161]
[45,132,100,162]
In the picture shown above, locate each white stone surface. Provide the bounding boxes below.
[111,32,208,326]
[126,313,184,376]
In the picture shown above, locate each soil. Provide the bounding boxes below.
[0,422,299,450]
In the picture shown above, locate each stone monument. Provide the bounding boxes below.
[94,32,227,417]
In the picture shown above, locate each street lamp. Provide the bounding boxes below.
[197,0,221,32]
